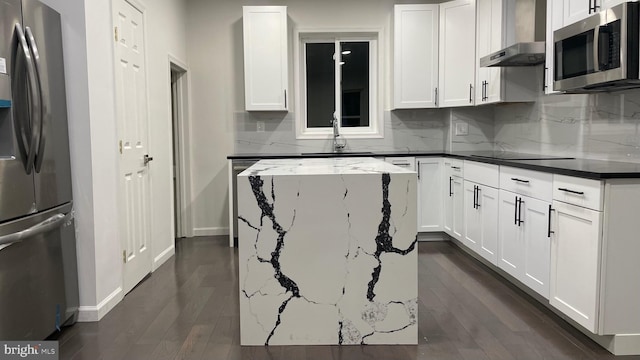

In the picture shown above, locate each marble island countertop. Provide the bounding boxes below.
[239,157,415,177]
[229,151,640,180]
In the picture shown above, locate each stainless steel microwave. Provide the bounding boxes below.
[554,2,640,92]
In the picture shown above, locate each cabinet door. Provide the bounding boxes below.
[463,181,481,251]
[444,173,454,235]
[521,196,552,299]
[439,0,476,107]
[550,200,602,333]
[546,0,564,94]
[600,0,628,10]
[417,158,442,232]
[452,176,465,240]
[477,185,499,265]
[475,0,503,104]
[394,5,439,109]
[243,6,288,111]
[498,190,523,280]
[563,0,592,26]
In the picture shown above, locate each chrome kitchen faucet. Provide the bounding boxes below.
[332,112,346,152]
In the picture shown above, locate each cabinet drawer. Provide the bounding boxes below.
[385,157,416,171]
[464,161,499,188]
[500,166,553,202]
[445,158,464,177]
[553,175,603,211]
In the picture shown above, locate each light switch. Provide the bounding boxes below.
[256,120,265,132]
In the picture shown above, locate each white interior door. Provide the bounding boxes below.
[113,0,153,295]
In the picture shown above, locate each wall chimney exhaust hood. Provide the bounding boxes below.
[480,0,546,67]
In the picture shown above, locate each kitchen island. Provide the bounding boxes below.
[237,157,417,345]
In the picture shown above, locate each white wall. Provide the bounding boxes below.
[39,0,98,309]
[185,0,442,236]
[143,0,189,267]
[43,0,187,321]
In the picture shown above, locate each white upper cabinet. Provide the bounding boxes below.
[545,0,563,94]
[243,6,288,111]
[439,0,476,108]
[393,5,439,109]
[475,0,538,104]
[601,0,632,8]
[475,0,502,104]
[562,0,594,25]
[560,0,632,28]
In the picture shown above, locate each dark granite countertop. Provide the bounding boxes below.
[227,151,640,180]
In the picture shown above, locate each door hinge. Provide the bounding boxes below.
[119,140,123,154]
[114,27,119,42]
[122,250,127,263]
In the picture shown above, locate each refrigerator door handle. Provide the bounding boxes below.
[14,23,41,175]
[0,212,70,247]
[25,26,46,173]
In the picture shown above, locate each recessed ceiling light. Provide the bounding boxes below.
[341,50,351,55]
[339,61,345,65]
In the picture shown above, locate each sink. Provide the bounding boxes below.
[301,151,374,156]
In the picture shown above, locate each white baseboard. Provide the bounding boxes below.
[77,287,123,322]
[153,245,175,271]
[192,227,229,236]
[418,232,448,242]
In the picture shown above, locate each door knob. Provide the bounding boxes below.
[144,154,154,165]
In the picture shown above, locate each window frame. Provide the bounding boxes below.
[294,29,383,140]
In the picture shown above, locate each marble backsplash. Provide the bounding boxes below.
[234,109,448,154]
[235,89,640,163]
[494,89,640,163]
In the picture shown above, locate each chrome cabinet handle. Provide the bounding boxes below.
[469,84,473,103]
[284,89,287,108]
[511,177,530,184]
[144,154,154,165]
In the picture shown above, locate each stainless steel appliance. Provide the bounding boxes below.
[0,0,79,340]
[554,2,640,92]
[480,0,547,67]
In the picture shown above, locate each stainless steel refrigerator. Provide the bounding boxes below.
[0,0,79,340]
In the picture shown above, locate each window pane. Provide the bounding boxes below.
[306,43,335,128]
[340,42,369,128]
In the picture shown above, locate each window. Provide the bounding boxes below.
[295,32,381,139]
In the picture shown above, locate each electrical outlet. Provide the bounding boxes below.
[455,122,469,136]
[256,120,265,133]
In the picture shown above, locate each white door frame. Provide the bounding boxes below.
[168,55,193,238]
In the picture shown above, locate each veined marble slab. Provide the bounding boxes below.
[238,158,418,345]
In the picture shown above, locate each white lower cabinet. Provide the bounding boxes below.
[417,158,443,232]
[444,174,464,239]
[451,176,464,240]
[498,190,552,299]
[443,159,464,239]
[463,181,498,265]
[550,199,602,333]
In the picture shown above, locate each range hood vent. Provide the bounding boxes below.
[480,42,545,67]
[480,0,546,67]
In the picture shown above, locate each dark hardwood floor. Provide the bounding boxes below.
[55,236,637,359]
